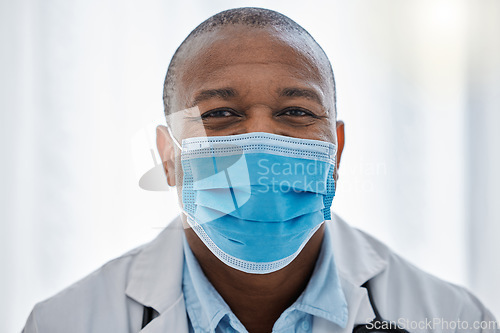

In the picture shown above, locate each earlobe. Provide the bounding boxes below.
[156,125,176,186]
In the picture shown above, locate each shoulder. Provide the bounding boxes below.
[23,246,144,333]
[330,215,497,325]
[23,217,185,333]
[369,236,492,322]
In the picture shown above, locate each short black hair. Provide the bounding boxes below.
[162,7,336,118]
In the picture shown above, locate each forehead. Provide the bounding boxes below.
[174,26,333,104]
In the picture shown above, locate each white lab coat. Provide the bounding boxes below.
[23,215,498,333]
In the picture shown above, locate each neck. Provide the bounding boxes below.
[184,224,325,333]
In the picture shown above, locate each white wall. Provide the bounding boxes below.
[1,1,499,331]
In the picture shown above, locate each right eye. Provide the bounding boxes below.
[201,108,240,119]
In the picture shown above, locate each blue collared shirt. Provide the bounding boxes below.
[182,222,348,333]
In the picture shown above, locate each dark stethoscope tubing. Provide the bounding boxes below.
[140,280,410,332]
[352,281,410,333]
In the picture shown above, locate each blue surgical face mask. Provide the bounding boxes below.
[171,131,337,274]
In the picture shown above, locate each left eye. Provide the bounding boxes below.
[280,108,314,117]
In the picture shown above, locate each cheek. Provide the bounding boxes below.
[311,119,337,145]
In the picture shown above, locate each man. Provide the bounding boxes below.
[24,7,498,333]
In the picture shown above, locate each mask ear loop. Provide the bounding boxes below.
[166,125,183,151]
[165,125,199,228]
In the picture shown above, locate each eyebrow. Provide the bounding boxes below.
[191,88,238,106]
[278,87,323,104]
[190,87,323,107]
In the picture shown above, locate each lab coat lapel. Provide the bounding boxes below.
[139,294,189,333]
[312,215,388,332]
[125,216,189,333]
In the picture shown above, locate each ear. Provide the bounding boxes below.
[156,125,176,186]
[335,120,345,180]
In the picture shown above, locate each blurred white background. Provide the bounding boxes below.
[1,0,499,331]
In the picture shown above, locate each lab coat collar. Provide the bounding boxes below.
[329,214,388,287]
[125,214,388,332]
[125,216,188,332]
[325,214,389,330]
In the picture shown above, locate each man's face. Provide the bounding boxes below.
[158,25,343,191]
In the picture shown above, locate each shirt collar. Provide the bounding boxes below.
[181,221,348,332]
[291,221,349,328]
[182,234,247,333]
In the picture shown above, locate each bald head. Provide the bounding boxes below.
[162,7,336,119]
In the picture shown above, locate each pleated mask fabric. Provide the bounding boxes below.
[179,132,336,274]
